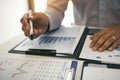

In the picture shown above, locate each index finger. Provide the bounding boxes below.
[21,14,29,25]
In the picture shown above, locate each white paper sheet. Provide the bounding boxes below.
[14,26,85,54]
[79,35,120,64]
[82,67,120,80]
[0,56,73,80]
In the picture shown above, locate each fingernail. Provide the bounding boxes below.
[89,45,92,48]
[93,47,97,51]
[89,44,92,48]
[89,43,93,48]
[98,48,103,52]
[108,47,113,51]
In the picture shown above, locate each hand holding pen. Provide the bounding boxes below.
[20,10,49,39]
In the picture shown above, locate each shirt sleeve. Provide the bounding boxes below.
[44,0,69,31]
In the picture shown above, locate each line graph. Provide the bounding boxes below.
[12,62,28,78]
[0,59,8,71]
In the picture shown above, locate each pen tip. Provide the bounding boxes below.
[30,34,34,40]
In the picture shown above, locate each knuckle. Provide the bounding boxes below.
[105,41,111,47]
[107,38,114,43]
[95,42,101,48]
[101,44,108,49]
[99,37,105,43]
[96,39,103,46]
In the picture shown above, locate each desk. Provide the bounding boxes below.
[0,34,25,55]
[0,33,83,80]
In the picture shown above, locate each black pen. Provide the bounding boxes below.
[25,49,56,56]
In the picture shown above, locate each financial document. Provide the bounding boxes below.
[0,56,72,80]
[13,26,85,54]
[79,35,120,64]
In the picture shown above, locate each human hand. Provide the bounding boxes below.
[89,25,120,52]
[20,12,49,38]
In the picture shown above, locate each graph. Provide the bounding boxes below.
[0,59,8,71]
[12,62,28,78]
[0,57,39,80]
[0,56,72,80]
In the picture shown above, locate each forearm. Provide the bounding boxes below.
[44,0,69,31]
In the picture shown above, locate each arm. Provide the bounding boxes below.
[45,0,69,31]
[21,0,68,38]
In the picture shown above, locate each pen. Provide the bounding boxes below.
[29,10,34,44]
[64,61,77,80]
[70,61,77,80]
[64,69,72,80]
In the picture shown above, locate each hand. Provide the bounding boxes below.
[89,25,120,52]
[20,12,49,38]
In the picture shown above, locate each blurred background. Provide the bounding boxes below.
[0,0,73,44]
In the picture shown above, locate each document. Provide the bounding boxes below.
[82,66,120,80]
[0,55,83,80]
[11,26,86,55]
[79,35,120,64]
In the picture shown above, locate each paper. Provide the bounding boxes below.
[79,35,120,64]
[0,56,73,80]
[82,67,120,80]
[13,26,85,54]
